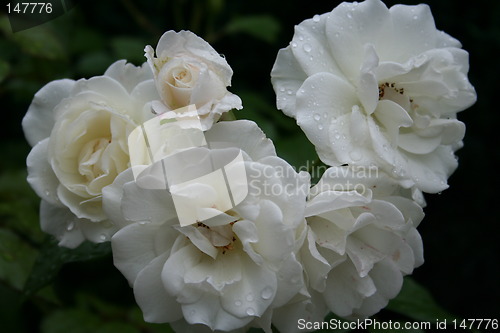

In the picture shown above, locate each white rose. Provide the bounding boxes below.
[299,166,424,319]
[23,60,159,248]
[104,120,310,331]
[271,0,476,193]
[145,30,242,130]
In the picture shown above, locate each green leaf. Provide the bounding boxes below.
[41,308,101,333]
[386,277,456,322]
[76,51,114,77]
[0,284,25,332]
[0,169,44,244]
[96,323,140,333]
[0,58,9,83]
[0,229,38,290]
[24,238,111,296]
[274,133,318,172]
[2,21,66,59]
[226,15,281,43]
[111,37,147,65]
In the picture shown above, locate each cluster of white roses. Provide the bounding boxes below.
[23,0,475,332]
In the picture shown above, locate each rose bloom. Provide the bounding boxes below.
[271,0,476,194]
[103,120,310,332]
[284,166,423,324]
[145,30,242,130]
[23,60,158,248]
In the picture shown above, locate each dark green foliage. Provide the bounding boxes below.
[0,0,498,332]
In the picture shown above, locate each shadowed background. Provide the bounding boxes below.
[0,0,498,332]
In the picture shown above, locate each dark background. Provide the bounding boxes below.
[0,0,498,331]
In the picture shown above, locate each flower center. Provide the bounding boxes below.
[194,208,242,255]
[78,137,111,182]
[378,82,405,100]
[378,82,414,111]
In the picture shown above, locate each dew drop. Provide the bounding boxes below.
[44,190,50,197]
[313,113,321,121]
[286,89,293,96]
[235,300,242,307]
[303,43,312,52]
[318,124,324,130]
[246,308,255,316]
[246,293,254,302]
[261,286,273,300]
[279,87,285,92]
[66,222,75,231]
[99,234,107,241]
[346,12,353,19]
[334,133,341,140]
[413,15,418,20]
[313,14,320,22]
[291,42,298,48]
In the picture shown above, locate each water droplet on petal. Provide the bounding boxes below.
[44,190,50,197]
[246,293,254,302]
[291,42,298,48]
[303,43,312,52]
[318,124,324,130]
[286,89,293,96]
[261,286,273,300]
[313,14,320,22]
[99,234,107,241]
[246,307,255,316]
[313,113,321,121]
[279,87,285,92]
[413,15,418,20]
[347,12,353,19]
[66,222,75,231]
[235,300,242,307]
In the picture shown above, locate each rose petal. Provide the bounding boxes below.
[325,0,393,81]
[40,200,86,248]
[133,252,183,323]
[271,47,308,117]
[112,222,168,284]
[22,79,75,146]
